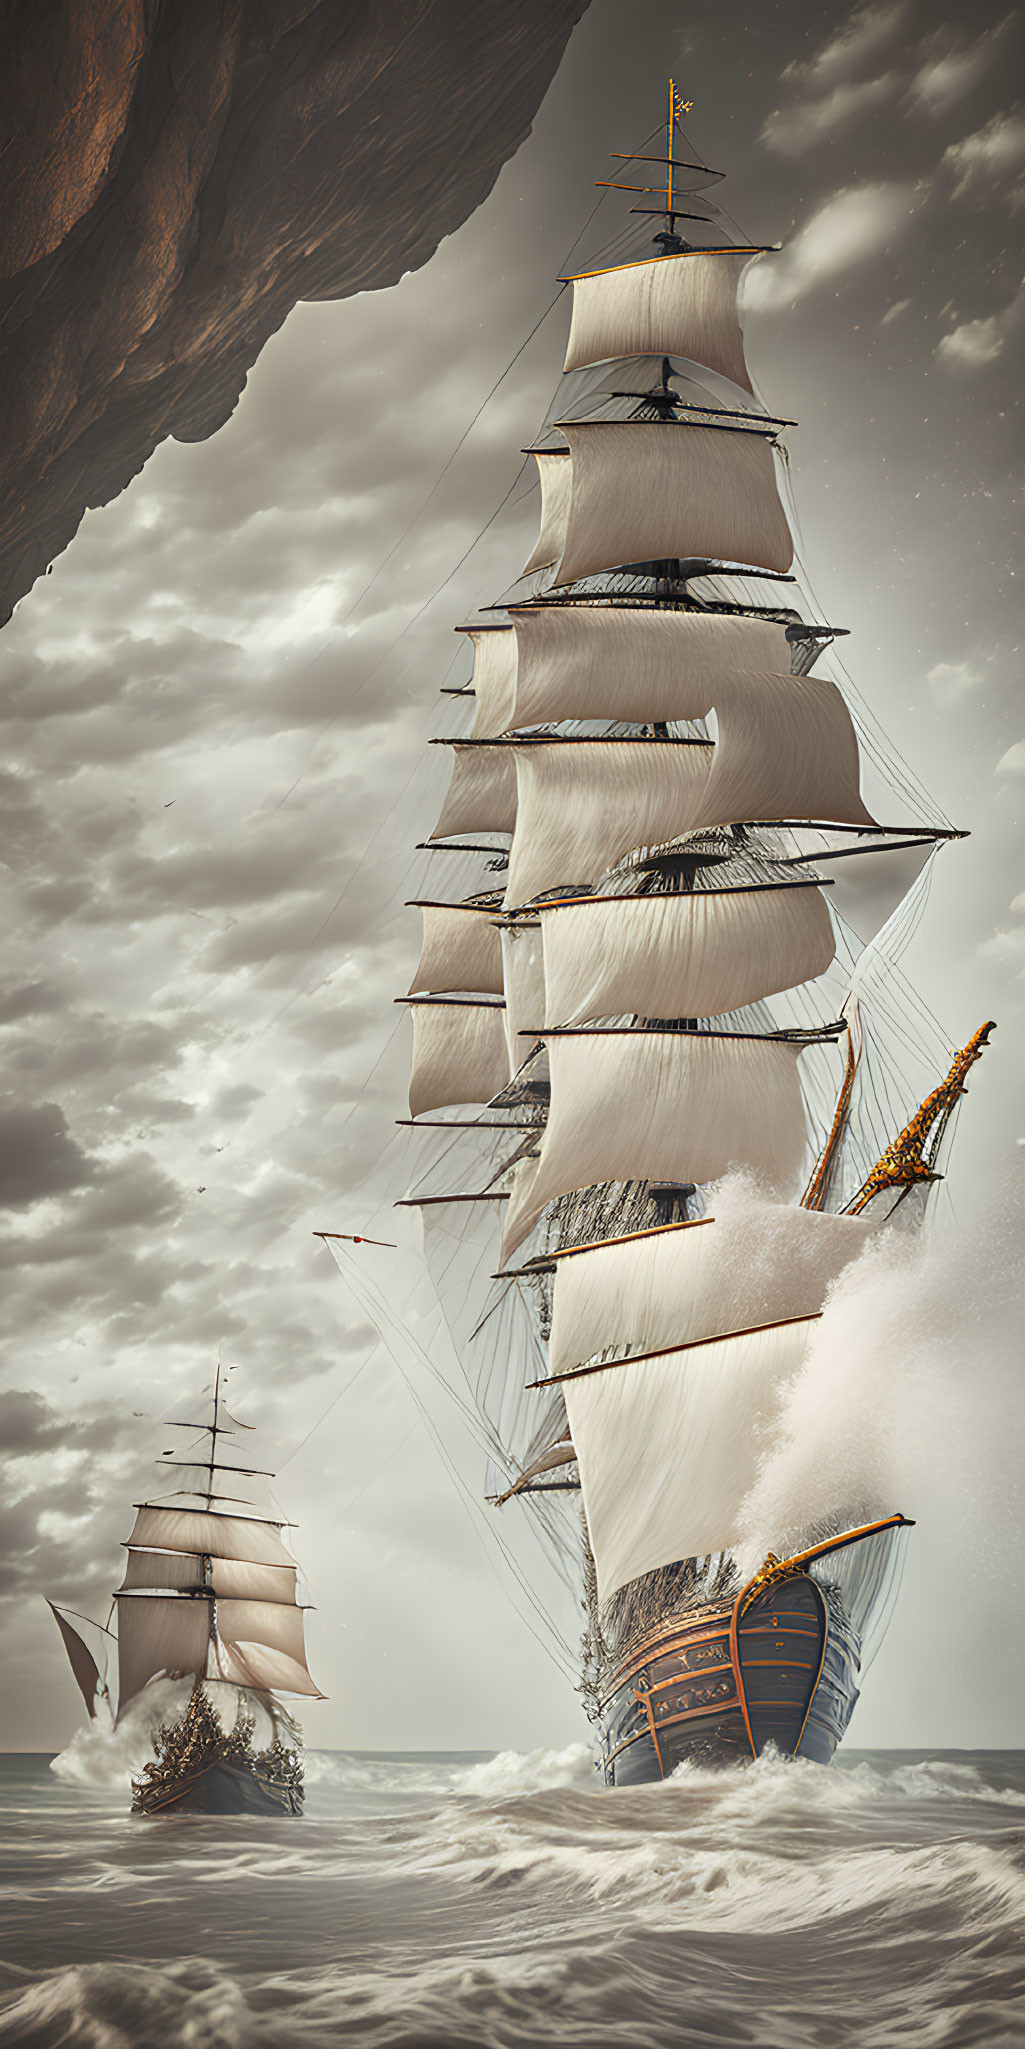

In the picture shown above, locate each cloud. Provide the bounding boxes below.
[0,1104,95,1209]
[761,76,896,157]
[935,280,1025,368]
[880,296,913,324]
[744,183,918,309]
[942,110,1025,199]
[926,658,985,705]
[782,0,912,88]
[910,17,1014,111]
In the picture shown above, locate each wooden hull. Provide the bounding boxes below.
[600,1574,860,1784]
[132,1756,304,1817]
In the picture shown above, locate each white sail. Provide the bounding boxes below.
[407,998,510,1117]
[125,1505,295,1569]
[563,1318,818,1601]
[547,1199,875,1374]
[408,903,504,996]
[500,920,547,1077]
[523,452,573,577]
[540,884,836,1026]
[430,743,517,840]
[120,1549,298,1605]
[563,250,755,389]
[115,1593,212,1716]
[501,1030,810,1258]
[704,672,877,831]
[525,422,794,589]
[504,739,713,907]
[501,605,789,732]
[212,1599,321,1698]
[467,628,519,738]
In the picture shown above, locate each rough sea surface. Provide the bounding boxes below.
[1,1746,1023,2047]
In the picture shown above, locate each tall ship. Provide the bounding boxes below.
[393,86,993,1781]
[48,1369,322,1814]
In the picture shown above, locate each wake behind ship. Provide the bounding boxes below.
[380,83,993,1782]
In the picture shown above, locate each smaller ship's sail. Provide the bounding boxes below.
[48,1368,321,1816]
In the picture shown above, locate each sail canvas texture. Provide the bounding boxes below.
[525,421,794,587]
[499,605,788,731]
[563,250,755,388]
[563,1319,818,1601]
[501,1031,810,1255]
[540,884,836,1025]
[547,1199,874,1373]
[407,999,509,1116]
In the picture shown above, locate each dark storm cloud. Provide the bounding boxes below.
[0,1105,95,1209]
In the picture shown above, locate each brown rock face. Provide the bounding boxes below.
[0,0,589,626]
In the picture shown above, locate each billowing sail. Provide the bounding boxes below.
[501,1031,811,1257]
[540,883,836,1025]
[524,421,794,586]
[504,739,713,906]
[563,251,755,388]
[466,628,518,738]
[120,1548,298,1604]
[47,1603,104,1719]
[562,1319,819,1602]
[212,1599,322,1698]
[115,1593,212,1717]
[502,675,872,905]
[407,997,510,1117]
[547,1200,874,1374]
[481,605,789,733]
[408,902,505,996]
[124,1505,295,1568]
[430,743,517,840]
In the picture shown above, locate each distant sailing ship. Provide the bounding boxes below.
[48,1369,322,1815]
[395,84,993,1780]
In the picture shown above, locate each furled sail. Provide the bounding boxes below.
[407,997,510,1117]
[524,421,794,587]
[488,605,789,733]
[408,902,505,996]
[501,1031,811,1257]
[562,1318,819,1602]
[546,1201,874,1374]
[430,743,517,840]
[540,884,836,1026]
[563,251,755,389]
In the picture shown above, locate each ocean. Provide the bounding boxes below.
[0,1746,1023,2047]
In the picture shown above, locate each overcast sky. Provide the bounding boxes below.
[3,0,1023,1755]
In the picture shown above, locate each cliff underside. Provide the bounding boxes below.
[0,0,589,626]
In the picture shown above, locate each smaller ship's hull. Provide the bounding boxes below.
[132,1753,304,1817]
[600,1572,860,1784]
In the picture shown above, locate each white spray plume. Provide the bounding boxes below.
[50,1678,190,1789]
[735,1175,1025,1572]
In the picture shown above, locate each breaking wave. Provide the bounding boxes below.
[49,1679,190,1789]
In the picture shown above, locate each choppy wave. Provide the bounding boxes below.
[2,1747,1023,2049]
